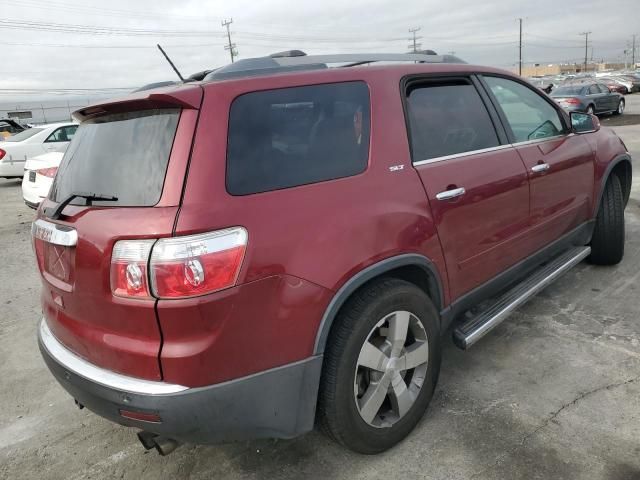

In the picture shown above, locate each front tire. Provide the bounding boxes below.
[614,99,625,115]
[590,174,625,265]
[317,278,441,454]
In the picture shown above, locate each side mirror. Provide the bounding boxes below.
[570,111,600,134]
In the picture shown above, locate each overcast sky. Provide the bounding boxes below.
[0,0,638,103]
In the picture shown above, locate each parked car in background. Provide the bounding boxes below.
[527,77,554,93]
[0,122,77,178]
[550,83,624,115]
[615,74,640,92]
[0,119,27,140]
[33,51,632,455]
[22,151,64,209]
[599,77,629,95]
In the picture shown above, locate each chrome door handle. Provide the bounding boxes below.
[436,187,466,201]
[531,163,550,173]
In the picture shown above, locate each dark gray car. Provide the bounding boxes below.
[550,83,624,115]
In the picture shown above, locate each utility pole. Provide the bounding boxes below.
[632,34,637,68]
[580,31,591,73]
[518,18,523,76]
[408,27,422,53]
[222,18,237,63]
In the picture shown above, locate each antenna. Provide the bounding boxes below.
[156,44,186,83]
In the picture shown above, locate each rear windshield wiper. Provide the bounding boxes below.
[44,192,118,220]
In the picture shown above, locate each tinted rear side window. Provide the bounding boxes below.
[226,81,370,195]
[51,109,179,206]
[406,82,500,161]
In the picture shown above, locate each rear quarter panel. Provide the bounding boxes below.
[163,69,448,386]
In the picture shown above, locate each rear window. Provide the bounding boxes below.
[552,86,585,96]
[4,128,43,142]
[226,81,370,195]
[51,109,180,207]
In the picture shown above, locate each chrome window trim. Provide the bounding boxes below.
[39,319,189,395]
[31,219,78,247]
[510,133,567,147]
[412,144,513,166]
[412,134,571,166]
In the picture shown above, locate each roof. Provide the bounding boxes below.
[203,51,467,82]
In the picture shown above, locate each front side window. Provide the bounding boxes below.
[406,81,500,162]
[484,76,565,143]
[226,81,370,195]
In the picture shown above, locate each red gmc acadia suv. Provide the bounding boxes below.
[33,52,632,455]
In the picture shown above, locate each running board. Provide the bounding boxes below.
[453,246,591,350]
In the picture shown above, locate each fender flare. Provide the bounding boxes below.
[594,153,632,216]
[312,253,445,354]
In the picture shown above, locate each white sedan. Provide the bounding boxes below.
[0,122,77,178]
[22,151,64,209]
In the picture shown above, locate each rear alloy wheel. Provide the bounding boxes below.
[354,310,429,428]
[614,99,625,115]
[586,105,595,115]
[318,278,441,454]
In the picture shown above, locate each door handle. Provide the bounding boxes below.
[531,163,550,173]
[436,187,466,201]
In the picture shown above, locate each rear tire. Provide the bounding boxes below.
[586,104,595,115]
[589,174,625,265]
[613,99,625,116]
[317,278,441,454]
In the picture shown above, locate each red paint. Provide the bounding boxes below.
[34,63,629,388]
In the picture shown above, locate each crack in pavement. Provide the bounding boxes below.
[471,375,640,479]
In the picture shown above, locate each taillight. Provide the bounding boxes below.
[0,149,5,160]
[150,227,247,298]
[110,240,155,298]
[564,98,581,105]
[110,228,248,299]
[36,167,58,178]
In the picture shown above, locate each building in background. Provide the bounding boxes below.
[0,95,116,125]
[515,62,634,77]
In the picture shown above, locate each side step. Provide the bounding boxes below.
[453,246,591,350]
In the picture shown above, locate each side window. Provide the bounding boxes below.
[226,82,370,195]
[406,81,500,162]
[64,125,78,141]
[588,84,600,95]
[598,84,610,94]
[45,125,77,143]
[484,76,565,143]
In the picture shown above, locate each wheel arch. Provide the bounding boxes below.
[313,254,445,355]
[596,154,632,214]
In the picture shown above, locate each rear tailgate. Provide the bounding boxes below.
[34,86,202,381]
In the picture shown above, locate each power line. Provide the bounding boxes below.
[222,19,238,63]
[408,27,422,53]
[579,31,592,72]
[518,18,523,76]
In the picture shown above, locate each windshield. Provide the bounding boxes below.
[50,109,180,207]
[552,86,585,96]
[4,128,43,142]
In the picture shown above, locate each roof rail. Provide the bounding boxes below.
[272,53,466,67]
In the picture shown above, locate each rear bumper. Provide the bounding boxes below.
[38,319,322,444]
